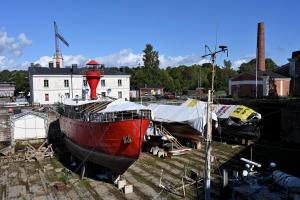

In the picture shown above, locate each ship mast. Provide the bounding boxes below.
[201,44,228,200]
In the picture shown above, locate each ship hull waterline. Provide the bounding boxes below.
[59,116,150,174]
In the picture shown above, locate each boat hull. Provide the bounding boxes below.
[59,116,150,174]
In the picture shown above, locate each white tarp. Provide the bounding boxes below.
[99,99,150,113]
[149,99,217,134]
[149,99,261,135]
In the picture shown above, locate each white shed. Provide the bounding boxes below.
[11,111,48,140]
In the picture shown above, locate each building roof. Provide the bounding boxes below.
[273,64,290,77]
[87,60,99,65]
[256,71,290,79]
[29,66,129,76]
[28,66,82,75]
[232,71,290,81]
[11,111,47,121]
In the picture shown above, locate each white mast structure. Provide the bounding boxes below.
[201,45,228,200]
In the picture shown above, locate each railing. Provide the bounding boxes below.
[63,110,151,123]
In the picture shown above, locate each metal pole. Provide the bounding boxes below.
[140,88,142,105]
[71,74,73,99]
[205,89,212,200]
[205,54,215,200]
[202,45,228,200]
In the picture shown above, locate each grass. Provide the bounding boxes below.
[80,180,103,200]
[50,157,63,168]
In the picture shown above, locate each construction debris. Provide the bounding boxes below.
[158,165,202,198]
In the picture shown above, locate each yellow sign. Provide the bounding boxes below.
[187,99,198,108]
[230,105,256,122]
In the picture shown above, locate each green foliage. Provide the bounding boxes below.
[0,70,28,96]
[239,58,278,73]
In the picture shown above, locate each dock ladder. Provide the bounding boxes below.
[159,126,191,155]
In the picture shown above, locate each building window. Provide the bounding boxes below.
[101,92,106,97]
[64,80,69,87]
[44,80,49,88]
[118,79,122,86]
[101,80,105,87]
[118,91,122,99]
[45,93,49,101]
[83,80,87,86]
[65,93,70,98]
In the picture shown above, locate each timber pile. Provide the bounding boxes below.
[24,141,54,161]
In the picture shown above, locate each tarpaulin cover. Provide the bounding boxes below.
[149,99,217,134]
[149,99,261,135]
[99,99,150,113]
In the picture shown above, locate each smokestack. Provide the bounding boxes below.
[257,22,265,72]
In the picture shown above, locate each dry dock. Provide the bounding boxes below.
[0,140,299,200]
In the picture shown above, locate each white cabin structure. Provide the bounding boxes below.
[11,111,48,141]
[28,64,130,105]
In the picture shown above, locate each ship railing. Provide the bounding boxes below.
[64,110,151,123]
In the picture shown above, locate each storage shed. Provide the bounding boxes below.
[11,111,48,140]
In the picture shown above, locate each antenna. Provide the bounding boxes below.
[201,44,228,200]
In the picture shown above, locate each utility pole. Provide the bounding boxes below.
[202,45,228,200]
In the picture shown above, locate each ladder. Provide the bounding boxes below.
[159,126,183,149]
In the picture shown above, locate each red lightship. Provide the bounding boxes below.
[59,60,151,174]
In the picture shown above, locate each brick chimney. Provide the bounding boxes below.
[257,22,265,72]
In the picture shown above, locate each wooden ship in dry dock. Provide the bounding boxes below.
[58,60,151,174]
[148,99,262,144]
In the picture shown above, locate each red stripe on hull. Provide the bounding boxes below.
[59,116,150,159]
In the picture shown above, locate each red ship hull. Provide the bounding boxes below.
[59,116,150,173]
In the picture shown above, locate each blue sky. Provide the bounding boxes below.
[0,0,299,69]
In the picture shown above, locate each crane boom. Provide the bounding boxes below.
[54,21,69,54]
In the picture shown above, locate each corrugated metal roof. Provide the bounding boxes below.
[11,111,47,121]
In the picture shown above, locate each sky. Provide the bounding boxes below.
[0,0,299,70]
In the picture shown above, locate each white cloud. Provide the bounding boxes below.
[0,30,32,56]
[18,33,32,46]
[14,49,212,69]
[232,54,255,69]
[95,49,143,67]
[94,49,208,68]
[32,55,87,67]
[64,55,87,66]
[160,54,209,67]
[0,56,15,69]
[233,59,247,69]
[33,56,52,67]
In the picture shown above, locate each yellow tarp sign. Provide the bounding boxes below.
[230,105,256,122]
[187,99,198,108]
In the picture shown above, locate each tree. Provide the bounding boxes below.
[239,58,278,73]
[143,44,160,69]
[141,44,161,87]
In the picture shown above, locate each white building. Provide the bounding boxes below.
[29,64,130,105]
